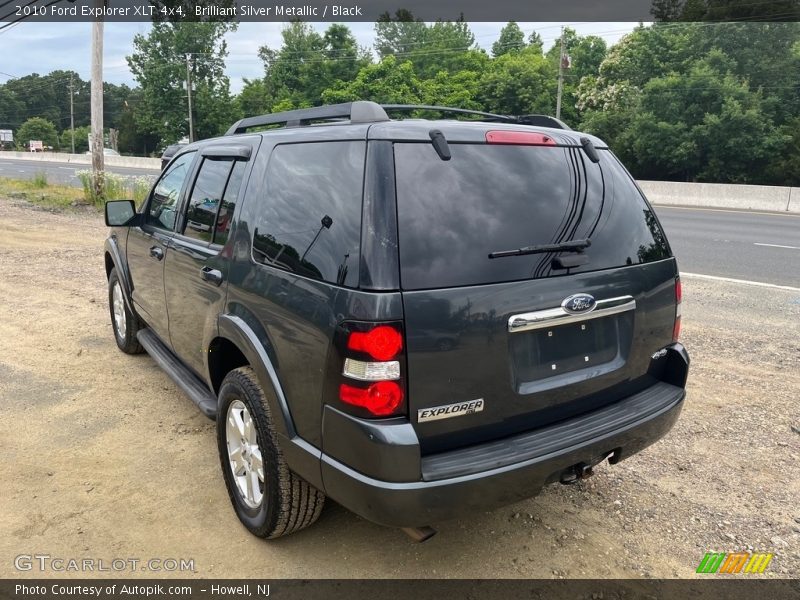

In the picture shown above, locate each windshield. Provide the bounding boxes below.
[394,142,670,290]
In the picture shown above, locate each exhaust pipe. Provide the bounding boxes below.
[560,462,595,485]
[401,526,437,543]
[560,451,614,485]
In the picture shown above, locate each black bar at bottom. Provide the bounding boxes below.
[1,579,799,600]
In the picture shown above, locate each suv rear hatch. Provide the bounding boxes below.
[394,136,679,454]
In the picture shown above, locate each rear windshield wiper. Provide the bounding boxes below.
[488,238,591,259]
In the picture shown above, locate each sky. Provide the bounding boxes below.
[0,22,637,93]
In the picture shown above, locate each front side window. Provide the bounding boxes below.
[252,141,364,288]
[147,151,195,231]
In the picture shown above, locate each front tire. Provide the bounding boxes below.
[217,367,325,539]
[108,267,143,354]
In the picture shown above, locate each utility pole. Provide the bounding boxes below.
[90,1,104,200]
[185,54,194,142]
[68,73,75,154]
[556,26,565,120]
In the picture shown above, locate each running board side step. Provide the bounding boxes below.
[137,329,218,420]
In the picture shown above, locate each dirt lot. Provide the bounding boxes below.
[1,197,798,579]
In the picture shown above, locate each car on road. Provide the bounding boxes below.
[103,101,689,541]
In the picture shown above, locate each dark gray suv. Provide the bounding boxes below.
[103,101,689,541]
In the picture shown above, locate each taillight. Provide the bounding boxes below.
[339,381,404,416]
[673,277,682,342]
[333,322,406,418]
[347,325,403,361]
[485,131,556,146]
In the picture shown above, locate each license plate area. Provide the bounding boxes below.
[510,316,621,384]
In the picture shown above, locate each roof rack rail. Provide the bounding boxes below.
[516,114,572,130]
[381,104,515,123]
[225,101,390,135]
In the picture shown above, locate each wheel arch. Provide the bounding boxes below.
[104,236,134,312]
[215,314,296,439]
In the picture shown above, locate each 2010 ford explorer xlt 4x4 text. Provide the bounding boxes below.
[103,102,689,541]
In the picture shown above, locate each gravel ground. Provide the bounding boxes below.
[0,197,798,579]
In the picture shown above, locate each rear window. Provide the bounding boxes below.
[394,143,670,290]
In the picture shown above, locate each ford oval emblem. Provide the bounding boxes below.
[562,293,596,314]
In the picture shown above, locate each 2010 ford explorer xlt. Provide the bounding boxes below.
[103,101,689,541]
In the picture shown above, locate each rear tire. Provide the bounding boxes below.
[217,366,325,539]
[108,268,143,354]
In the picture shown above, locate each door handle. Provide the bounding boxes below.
[200,267,224,286]
[149,245,164,260]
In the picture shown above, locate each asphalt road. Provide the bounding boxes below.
[655,206,800,288]
[0,158,157,186]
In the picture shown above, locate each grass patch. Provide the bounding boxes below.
[32,171,48,188]
[0,176,85,209]
[0,171,156,212]
[76,170,154,208]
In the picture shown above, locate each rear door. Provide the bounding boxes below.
[164,142,256,377]
[394,140,678,453]
[127,150,196,341]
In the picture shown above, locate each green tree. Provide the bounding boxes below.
[620,57,782,183]
[375,14,483,79]
[569,36,608,81]
[492,22,526,57]
[3,72,83,131]
[652,0,800,21]
[577,22,800,184]
[17,117,59,149]
[477,47,557,116]
[237,78,272,117]
[0,86,25,131]
[59,125,91,153]
[127,21,238,145]
[258,22,370,109]
[527,31,544,53]
[322,55,429,105]
[374,10,426,57]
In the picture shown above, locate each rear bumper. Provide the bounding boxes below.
[320,378,686,528]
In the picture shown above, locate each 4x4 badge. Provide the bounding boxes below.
[418,399,485,423]
[562,293,596,314]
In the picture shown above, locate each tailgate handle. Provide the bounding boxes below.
[508,295,636,333]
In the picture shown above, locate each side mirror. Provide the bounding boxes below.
[105,199,137,227]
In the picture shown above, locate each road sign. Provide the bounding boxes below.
[0,129,12,142]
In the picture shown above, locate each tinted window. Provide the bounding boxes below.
[214,160,245,246]
[184,158,232,242]
[252,142,364,287]
[394,143,670,290]
[147,151,194,231]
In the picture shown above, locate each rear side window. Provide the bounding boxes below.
[394,143,670,290]
[215,160,245,246]
[252,141,364,288]
[184,158,231,242]
[183,158,246,245]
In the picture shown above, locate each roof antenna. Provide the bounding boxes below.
[429,129,451,161]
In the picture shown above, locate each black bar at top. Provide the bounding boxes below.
[2,0,800,23]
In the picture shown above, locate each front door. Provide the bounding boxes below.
[127,150,196,342]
